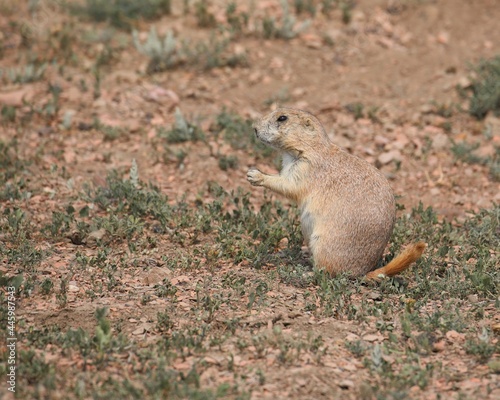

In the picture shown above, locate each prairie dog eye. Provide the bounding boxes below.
[277,115,288,122]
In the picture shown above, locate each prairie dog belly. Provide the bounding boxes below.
[300,204,314,246]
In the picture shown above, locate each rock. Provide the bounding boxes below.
[468,294,479,303]
[488,360,500,373]
[484,113,500,137]
[345,332,360,341]
[288,311,302,319]
[63,149,77,164]
[109,70,140,84]
[474,144,496,158]
[374,135,390,147]
[296,378,308,387]
[291,87,306,97]
[68,230,85,245]
[436,31,450,45]
[87,228,107,245]
[445,330,465,342]
[270,57,284,69]
[391,134,410,150]
[301,33,322,49]
[93,98,107,108]
[362,333,383,342]
[68,282,79,292]
[0,87,35,107]
[143,86,179,109]
[133,323,153,336]
[171,275,191,285]
[338,379,354,390]
[367,291,382,301]
[378,150,401,165]
[432,132,449,151]
[457,76,471,89]
[420,104,433,114]
[132,325,146,335]
[432,340,446,352]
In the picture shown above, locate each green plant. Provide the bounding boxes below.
[262,0,310,40]
[1,105,16,124]
[154,278,178,297]
[0,63,47,84]
[340,1,354,24]
[133,28,247,73]
[226,2,249,35]
[294,0,316,16]
[188,35,247,70]
[42,83,62,121]
[466,328,497,363]
[345,102,365,119]
[218,155,239,171]
[465,55,500,119]
[132,27,180,73]
[321,0,336,15]
[194,1,216,28]
[72,0,172,30]
[157,108,205,144]
[0,140,24,185]
[450,140,500,181]
[157,310,174,332]
[346,340,367,358]
[43,205,76,238]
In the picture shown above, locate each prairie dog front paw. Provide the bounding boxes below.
[247,168,265,186]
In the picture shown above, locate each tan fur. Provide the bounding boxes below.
[247,108,425,279]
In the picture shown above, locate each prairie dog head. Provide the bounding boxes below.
[252,108,330,155]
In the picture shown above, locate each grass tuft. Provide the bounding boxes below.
[71,0,171,30]
[464,55,500,119]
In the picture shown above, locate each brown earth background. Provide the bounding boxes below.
[0,0,499,399]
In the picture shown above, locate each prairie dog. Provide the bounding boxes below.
[247,108,425,279]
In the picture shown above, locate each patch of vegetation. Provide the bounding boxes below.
[1,105,16,124]
[262,0,311,40]
[199,183,303,269]
[1,208,43,273]
[340,0,355,24]
[71,0,172,30]
[218,154,239,171]
[263,87,290,108]
[294,0,316,16]
[133,28,247,74]
[0,140,29,200]
[308,201,499,335]
[187,35,248,71]
[194,1,216,28]
[345,102,365,119]
[465,327,498,363]
[225,2,249,36]
[132,27,180,73]
[0,63,47,84]
[157,108,205,144]
[450,140,500,181]
[8,162,500,398]
[463,55,500,119]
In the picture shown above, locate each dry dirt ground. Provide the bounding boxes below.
[0,1,499,399]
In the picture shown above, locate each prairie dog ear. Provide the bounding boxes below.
[303,117,315,132]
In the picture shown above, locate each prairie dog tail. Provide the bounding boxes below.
[366,242,426,281]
